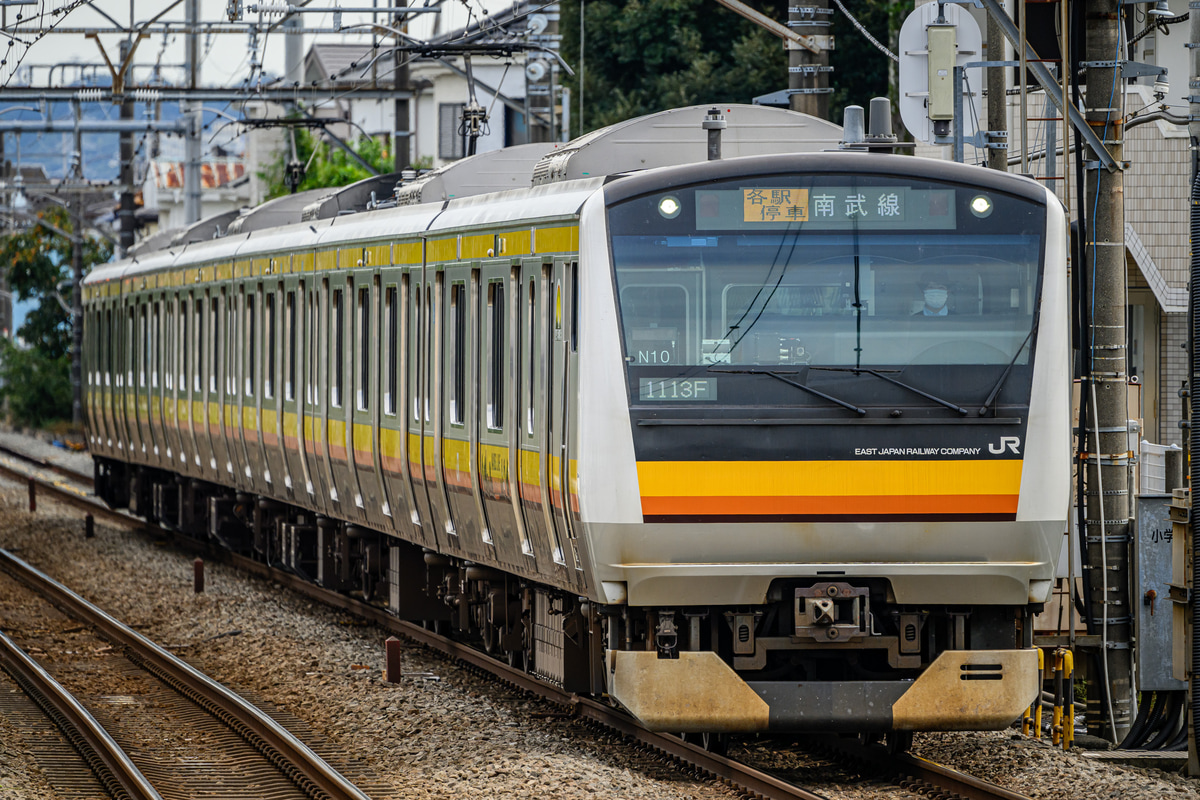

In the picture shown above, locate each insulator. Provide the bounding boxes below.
[252,2,288,14]
[75,88,103,102]
[132,89,161,103]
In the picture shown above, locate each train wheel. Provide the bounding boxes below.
[701,733,729,756]
[884,731,913,755]
[858,730,882,747]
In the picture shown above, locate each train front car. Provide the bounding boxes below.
[577,152,1070,737]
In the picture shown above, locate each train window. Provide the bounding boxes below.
[412,284,422,422]
[570,262,579,353]
[526,279,535,436]
[266,292,276,400]
[164,303,173,391]
[151,301,161,389]
[194,301,203,392]
[229,296,239,396]
[486,280,504,430]
[209,297,219,394]
[356,286,368,412]
[424,285,432,422]
[332,288,344,408]
[448,282,464,425]
[178,301,187,391]
[384,286,397,416]
[286,291,296,402]
[307,290,316,407]
[104,310,112,386]
[245,294,256,397]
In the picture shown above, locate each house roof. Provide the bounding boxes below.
[306,43,385,87]
[149,160,246,191]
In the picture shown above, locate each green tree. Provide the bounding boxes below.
[0,205,113,427]
[260,127,394,200]
[559,0,911,134]
[560,0,790,133]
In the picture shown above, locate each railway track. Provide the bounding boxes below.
[0,546,374,800]
[0,441,1036,800]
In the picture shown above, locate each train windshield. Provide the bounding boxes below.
[608,174,1044,377]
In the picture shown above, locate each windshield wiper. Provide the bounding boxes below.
[810,367,969,416]
[707,365,866,416]
[978,325,1037,416]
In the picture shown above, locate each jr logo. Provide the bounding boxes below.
[988,436,1021,455]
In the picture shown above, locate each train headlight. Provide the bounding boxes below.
[658,195,682,219]
[969,194,993,218]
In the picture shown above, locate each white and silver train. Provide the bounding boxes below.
[83,105,1070,749]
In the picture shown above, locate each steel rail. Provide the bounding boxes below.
[4,458,1034,800]
[0,628,163,800]
[802,735,1033,800]
[0,442,94,488]
[0,548,372,800]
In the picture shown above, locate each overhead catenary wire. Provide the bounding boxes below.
[830,0,897,62]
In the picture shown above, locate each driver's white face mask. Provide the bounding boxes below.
[924,289,948,310]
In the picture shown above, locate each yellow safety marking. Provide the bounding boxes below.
[519,449,541,486]
[365,243,389,267]
[394,242,422,265]
[460,234,493,259]
[339,246,363,266]
[207,402,220,426]
[242,405,258,431]
[316,250,338,271]
[295,253,315,272]
[352,421,373,454]
[497,230,532,256]
[327,417,346,443]
[427,238,457,262]
[534,225,578,254]
[215,263,232,281]
[253,258,270,277]
[262,407,277,432]
[636,459,1023,498]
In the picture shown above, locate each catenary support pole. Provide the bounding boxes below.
[985,2,1007,171]
[1082,0,1132,743]
[789,0,831,119]
[183,0,201,224]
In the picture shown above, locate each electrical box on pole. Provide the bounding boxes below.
[897,1,981,144]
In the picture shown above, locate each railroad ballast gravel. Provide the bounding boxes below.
[0,436,1194,798]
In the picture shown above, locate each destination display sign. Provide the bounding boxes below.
[695,186,958,230]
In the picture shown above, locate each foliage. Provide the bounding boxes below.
[560,0,789,133]
[0,340,72,427]
[260,127,395,200]
[559,0,912,135]
[0,203,111,428]
[828,0,913,124]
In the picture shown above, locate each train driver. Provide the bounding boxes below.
[915,271,952,316]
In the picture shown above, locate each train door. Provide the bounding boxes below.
[478,263,531,569]
[516,258,569,581]
[427,268,461,552]
[302,278,332,513]
[377,268,417,541]
[405,267,439,550]
[207,289,232,482]
[173,296,193,473]
[147,294,165,465]
[189,292,214,479]
[351,266,384,526]
[548,259,584,590]
[98,304,114,454]
[280,277,305,502]
[441,264,490,560]
[134,298,153,463]
[261,279,289,496]
[159,295,177,467]
[225,284,248,491]
[327,272,363,520]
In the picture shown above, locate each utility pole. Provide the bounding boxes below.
[788,0,832,119]
[394,2,411,170]
[70,192,83,427]
[1082,0,1132,743]
[183,0,202,224]
[985,6,1007,171]
[118,38,136,256]
[1187,0,1200,776]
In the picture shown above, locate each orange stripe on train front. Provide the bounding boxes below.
[641,493,1019,517]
